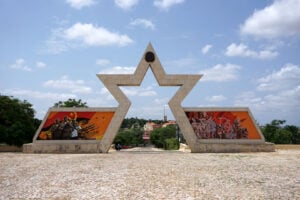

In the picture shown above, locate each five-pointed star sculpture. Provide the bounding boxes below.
[97,43,202,153]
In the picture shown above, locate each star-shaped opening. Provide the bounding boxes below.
[97,43,202,152]
[120,68,177,120]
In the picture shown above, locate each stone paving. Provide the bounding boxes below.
[0,148,299,199]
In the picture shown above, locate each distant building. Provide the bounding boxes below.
[143,122,161,142]
[162,120,176,127]
[163,115,167,122]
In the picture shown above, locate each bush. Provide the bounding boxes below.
[150,126,178,149]
[261,119,298,144]
[274,129,292,144]
[0,95,40,146]
[164,138,179,150]
[114,128,144,146]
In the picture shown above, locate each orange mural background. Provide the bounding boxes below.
[185,111,261,139]
[37,111,114,140]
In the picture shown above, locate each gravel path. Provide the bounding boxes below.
[0,148,299,199]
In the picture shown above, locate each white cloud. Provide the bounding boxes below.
[205,95,227,102]
[42,28,72,54]
[115,0,139,10]
[199,63,241,82]
[201,44,212,54]
[99,87,114,101]
[240,0,300,38]
[263,86,300,108]
[154,97,169,105]
[43,23,133,53]
[66,0,96,9]
[154,0,185,11]
[63,23,133,47]
[99,66,135,74]
[36,61,46,68]
[257,64,300,91]
[43,75,92,94]
[3,88,77,100]
[43,38,68,54]
[96,59,110,66]
[225,43,278,59]
[235,64,300,125]
[235,87,300,125]
[121,86,157,97]
[100,87,109,95]
[10,58,31,71]
[139,90,157,97]
[165,57,197,72]
[235,92,263,106]
[130,18,155,30]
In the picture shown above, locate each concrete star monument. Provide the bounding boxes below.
[24,43,274,153]
[97,43,274,153]
[97,43,201,152]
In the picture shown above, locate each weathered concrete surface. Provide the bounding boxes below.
[23,143,100,153]
[191,142,275,153]
[1,148,299,199]
[0,144,22,152]
[23,142,275,153]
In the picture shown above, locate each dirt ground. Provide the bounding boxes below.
[0,147,299,199]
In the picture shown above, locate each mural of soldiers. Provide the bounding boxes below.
[60,116,73,139]
[50,118,61,139]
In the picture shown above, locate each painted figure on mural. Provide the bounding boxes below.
[37,111,115,140]
[186,111,249,139]
[50,118,61,139]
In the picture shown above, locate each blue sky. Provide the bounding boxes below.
[1,0,300,126]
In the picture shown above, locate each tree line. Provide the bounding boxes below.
[261,120,300,144]
[0,95,299,146]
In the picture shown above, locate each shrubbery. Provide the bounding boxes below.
[150,126,179,150]
[114,128,144,146]
[164,138,179,150]
[261,120,300,144]
[0,95,40,146]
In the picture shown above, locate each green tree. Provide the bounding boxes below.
[262,119,285,143]
[165,138,179,150]
[0,95,40,146]
[262,119,296,144]
[114,128,144,146]
[121,117,148,129]
[54,98,88,107]
[274,129,292,144]
[284,125,300,144]
[150,125,178,149]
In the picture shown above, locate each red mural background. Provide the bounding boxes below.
[37,111,114,140]
[185,111,261,139]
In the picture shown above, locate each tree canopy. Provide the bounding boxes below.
[0,95,40,146]
[114,128,144,147]
[120,117,163,129]
[261,119,300,144]
[150,125,179,150]
[53,98,88,108]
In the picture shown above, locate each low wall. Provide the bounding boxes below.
[191,142,275,153]
[275,145,300,150]
[23,143,101,153]
[0,144,22,152]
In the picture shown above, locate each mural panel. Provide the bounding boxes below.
[185,111,261,140]
[37,111,114,140]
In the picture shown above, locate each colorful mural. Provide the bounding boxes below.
[185,111,262,140]
[37,111,114,140]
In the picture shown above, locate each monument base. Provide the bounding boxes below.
[23,143,102,153]
[190,142,275,153]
